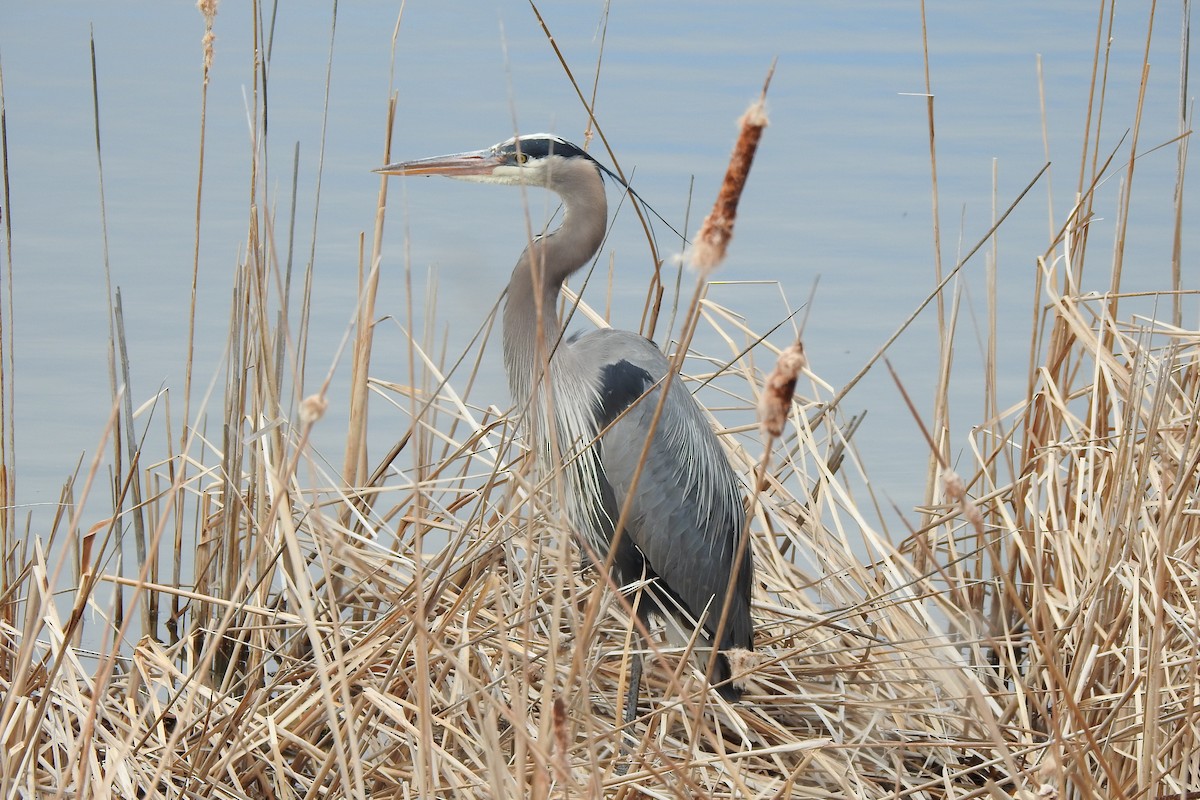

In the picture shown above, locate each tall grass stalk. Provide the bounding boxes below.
[0,43,18,680]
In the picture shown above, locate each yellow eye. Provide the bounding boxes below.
[514,152,529,165]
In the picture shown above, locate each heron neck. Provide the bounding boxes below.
[502,186,608,408]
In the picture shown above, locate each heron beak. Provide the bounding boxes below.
[375,148,504,177]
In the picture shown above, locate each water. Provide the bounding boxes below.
[2,2,1196,540]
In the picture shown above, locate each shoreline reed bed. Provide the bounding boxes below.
[3,232,1196,797]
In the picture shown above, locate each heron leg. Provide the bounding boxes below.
[622,597,651,729]
[622,645,643,728]
[616,627,645,775]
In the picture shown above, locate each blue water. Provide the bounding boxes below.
[2,2,1196,541]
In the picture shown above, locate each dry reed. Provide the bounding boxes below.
[1,7,1197,800]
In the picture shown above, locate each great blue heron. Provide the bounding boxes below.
[378,134,753,720]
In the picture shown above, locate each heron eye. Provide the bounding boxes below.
[514,152,529,165]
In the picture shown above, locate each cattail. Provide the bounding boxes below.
[690,71,772,275]
[197,0,218,74]
[722,647,761,695]
[1026,747,1061,800]
[758,340,806,439]
[299,393,328,425]
[942,468,983,534]
[551,696,570,782]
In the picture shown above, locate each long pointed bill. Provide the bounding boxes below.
[374,148,504,177]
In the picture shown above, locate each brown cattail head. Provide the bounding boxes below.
[758,340,806,439]
[551,696,570,781]
[690,95,770,275]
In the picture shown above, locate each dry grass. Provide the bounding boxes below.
[5,236,1198,798]
[2,5,1198,800]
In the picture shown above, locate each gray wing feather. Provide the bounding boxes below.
[569,329,753,649]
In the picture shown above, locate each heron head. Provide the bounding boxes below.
[376,134,610,188]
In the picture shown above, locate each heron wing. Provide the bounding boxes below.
[569,330,753,650]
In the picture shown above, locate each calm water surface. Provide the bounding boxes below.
[3,2,1196,538]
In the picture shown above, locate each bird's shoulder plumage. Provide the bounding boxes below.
[560,329,753,650]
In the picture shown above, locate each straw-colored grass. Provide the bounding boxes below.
[2,5,1197,800]
[4,220,1197,798]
